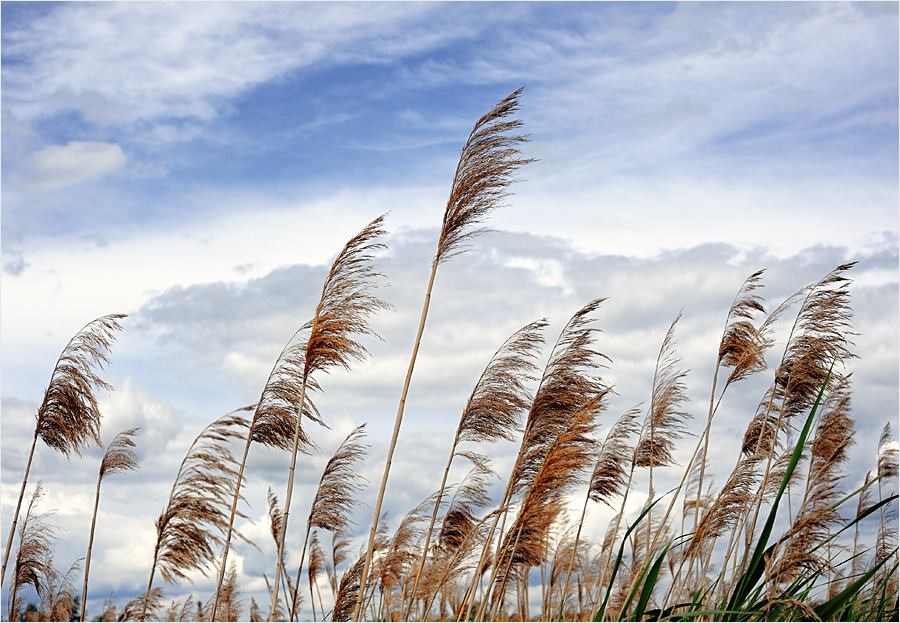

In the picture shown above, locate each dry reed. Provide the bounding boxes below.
[2,314,126,586]
[81,428,140,622]
[288,424,369,620]
[144,410,252,621]
[355,87,534,621]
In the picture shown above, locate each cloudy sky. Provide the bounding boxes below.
[1,1,898,620]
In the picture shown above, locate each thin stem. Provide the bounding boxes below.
[353,258,438,621]
[211,434,252,621]
[270,382,310,620]
[80,471,103,622]
[405,436,458,619]
[1,434,38,587]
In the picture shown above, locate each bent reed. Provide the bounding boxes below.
[2,89,897,622]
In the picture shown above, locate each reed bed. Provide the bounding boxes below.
[1,89,897,622]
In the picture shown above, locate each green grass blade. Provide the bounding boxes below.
[726,365,833,617]
[632,538,683,621]
[814,546,898,620]
[594,497,662,622]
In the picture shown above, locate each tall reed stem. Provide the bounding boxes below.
[354,258,437,621]
[80,469,102,622]
[1,435,37,587]
[270,383,309,620]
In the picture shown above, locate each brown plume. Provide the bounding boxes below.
[3,314,126,587]
[332,556,366,622]
[266,490,298,617]
[771,378,855,586]
[329,528,353,598]
[718,270,770,387]
[687,456,761,559]
[287,425,369,620]
[149,411,253,587]
[877,422,899,480]
[513,299,609,495]
[356,88,534,621]
[590,407,642,507]
[8,483,57,621]
[772,263,857,424]
[473,299,607,622]
[308,531,326,621]
[633,312,691,470]
[493,403,601,605]
[35,313,127,457]
[82,428,141,622]
[119,588,164,622]
[37,559,81,623]
[455,319,546,446]
[435,87,535,264]
[405,319,545,618]
[205,560,244,622]
[307,425,369,533]
[269,216,391,619]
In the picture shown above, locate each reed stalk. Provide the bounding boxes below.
[268,215,390,621]
[353,87,533,622]
[80,428,139,622]
[2,314,125,587]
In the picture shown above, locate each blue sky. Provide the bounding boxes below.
[1,2,898,620]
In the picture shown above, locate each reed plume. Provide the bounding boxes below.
[81,428,140,622]
[249,597,263,622]
[490,401,602,618]
[632,312,690,584]
[333,557,366,622]
[206,560,244,622]
[308,531,326,622]
[213,335,314,618]
[770,377,855,587]
[687,456,761,560]
[266,490,297,620]
[851,470,876,578]
[559,406,641,618]
[217,214,388,618]
[377,495,439,619]
[3,314,126,586]
[288,424,369,621]
[414,467,495,620]
[144,410,252,621]
[876,422,898,577]
[471,299,608,621]
[405,319,545,618]
[119,588,164,622]
[633,312,691,472]
[266,215,390,620]
[40,559,81,622]
[590,407,643,508]
[160,593,196,622]
[692,271,769,529]
[8,483,57,622]
[736,262,856,578]
[878,423,899,481]
[355,87,534,621]
[328,528,352,600]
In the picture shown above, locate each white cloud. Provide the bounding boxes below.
[23,141,126,191]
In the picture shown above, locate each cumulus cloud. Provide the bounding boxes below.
[22,141,126,191]
[1,227,897,619]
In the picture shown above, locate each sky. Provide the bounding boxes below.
[1,1,898,620]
